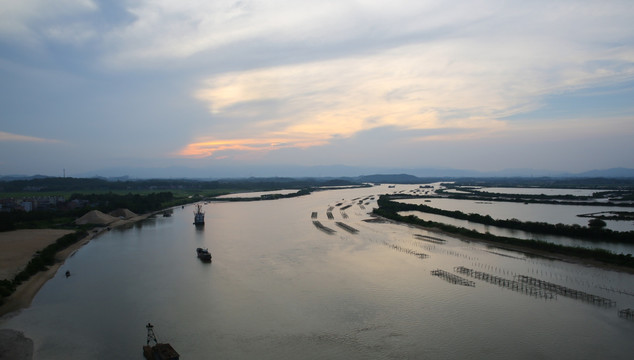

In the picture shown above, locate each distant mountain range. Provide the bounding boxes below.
[2,166,634,181]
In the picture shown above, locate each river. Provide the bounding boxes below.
[2,184,634,359]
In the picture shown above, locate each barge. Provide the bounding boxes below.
[196,247,212,262]
[143,323,179,360]
[193,204,205,226]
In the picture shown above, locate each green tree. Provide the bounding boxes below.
[588,218,607,229]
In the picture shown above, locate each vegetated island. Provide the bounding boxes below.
[373,195,634,271]
[436,181,634,208]
[385,196,634,243]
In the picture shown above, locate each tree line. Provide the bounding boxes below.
[69,191,176,214]
[373,196,634,268]
[380,196,634,243]
[0,192,179,232]
[0,176,359,193]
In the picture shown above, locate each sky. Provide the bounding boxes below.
[1,0,634,178]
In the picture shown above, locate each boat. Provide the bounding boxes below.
[193,204,205,226]
[143,323,179,360]
[196,247,212,262]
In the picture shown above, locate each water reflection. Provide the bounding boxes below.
[400,210,634,255]
[398,197,634,231]
[1,184,633,360]
[477,187,605,196]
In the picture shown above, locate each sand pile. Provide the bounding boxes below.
[75,210,118,225]
[109,208,137,219]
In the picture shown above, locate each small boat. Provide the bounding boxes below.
[196,248,212,262]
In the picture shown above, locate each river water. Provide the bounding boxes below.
[398,210,634,256]
[2,184,634,359]
[398,192,634,232]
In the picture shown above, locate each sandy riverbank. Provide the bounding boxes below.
[0,229,75,282]
[0,230,91,318]
[0,213,155,318]
[0,212,156,359]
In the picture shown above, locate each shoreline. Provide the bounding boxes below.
[0,211,159,360]
[0,234,90,318]
[0,212,155,319]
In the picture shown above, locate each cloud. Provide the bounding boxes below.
[0,131,62,143]
[94,1,634,68]
[1,0,633,173]
[0,0,98,45]
[44,22,97,45]
[176,137,328,158]
[186,34,633,158]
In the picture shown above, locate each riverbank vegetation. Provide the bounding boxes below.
[434,187,634,207]
[0,176,358,198]
[385,197,634,243]
[443,177,634,190]
[0,177,363,232]
[213,188,313,201]
[0,230,87,306]
[435,179,634,206]
[0,192,179,232]
[373,196,634,269]
[0,177,361,307]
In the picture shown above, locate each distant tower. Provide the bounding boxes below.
[63,168,66,178]
[146,323,158,346]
